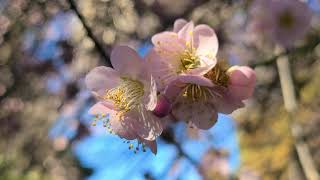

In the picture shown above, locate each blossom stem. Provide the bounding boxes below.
[67,0,112,67]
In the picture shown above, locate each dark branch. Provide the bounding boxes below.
[250,36,320,68]
[67,0,112,67]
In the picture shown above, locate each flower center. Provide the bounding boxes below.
[278,10,295,29]
[180,48,201,71]
[204,61,229,87]
[104,78,144,115]
[181,84,214,102]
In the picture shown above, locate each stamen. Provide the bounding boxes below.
[204,60,230,87]
[181,84,213,102]
[126,140,148,154]
[180,49,201,71]
[103,78,144,118]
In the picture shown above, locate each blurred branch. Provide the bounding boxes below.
[67,0,112,67]
[172,140,197,166]
[251,36,320,68]
[276,48,320,180]
[161,119,197,166]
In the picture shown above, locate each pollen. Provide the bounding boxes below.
[103,78,144,118]
[125,140,147,153]
[91,113,112,133]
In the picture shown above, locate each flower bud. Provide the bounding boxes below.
[153,95,171,118]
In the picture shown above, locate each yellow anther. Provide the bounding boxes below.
[180,49,200,71]
[103,78,144,117]
[129,144,134,149]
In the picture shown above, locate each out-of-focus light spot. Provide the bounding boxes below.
[82,37,95,50]
[0,43,11,65]
[102,28,116,44]
[53,136,69,151]
[3,97,25,113]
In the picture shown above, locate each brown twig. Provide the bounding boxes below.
[67,0,112,67]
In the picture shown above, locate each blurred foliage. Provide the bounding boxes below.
[0,0,320,179]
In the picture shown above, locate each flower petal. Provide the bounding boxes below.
[172,100,218,130]
[145,49,179,91]
[178,21,194,43]
[85,66,120,96]
[227,66,256,100]
[185,57,216,76]
[194,24,219,58]
[163,75,214,103]
[177,75,214,87]
[174,19,188,33]
[88,101,113,115]
[110,46,146,80]
[109,116,137,140]
[210,87,244,114]
[130,107,163,141]
[140,138,157,155]
[143,75,158,111]
[151,31,185,54]
[163,78,186,103]
[89,102,137,140]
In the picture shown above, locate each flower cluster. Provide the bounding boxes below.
[85,19,256,154]
[249,0,312,47]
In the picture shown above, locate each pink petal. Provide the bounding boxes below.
[194,24,219,58]
[185,58,216,76]
[177,75,214,87]
[143,75,158,111]
[110,46,146,80]
[173,19,188,33]
[163,78,186,103]
[89,102,137,140]
[151,31,185,54]
[172,100,218,130]
[109,115,137,140]
[139,138,157,155]
[210,87,245,114]
[163,75,214,103]
[227,66,256,100]
[145,49,179,91]
[88,102,113,115]
[178,21,194,43]
[85,66,120,96]
[128,108,163,141]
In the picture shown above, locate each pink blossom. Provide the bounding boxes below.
[146,19,218,91]
[85,46,162,154]
[165,65,256,130]
[249,0,312,47]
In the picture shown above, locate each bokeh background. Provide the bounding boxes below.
[1,0,320,179]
